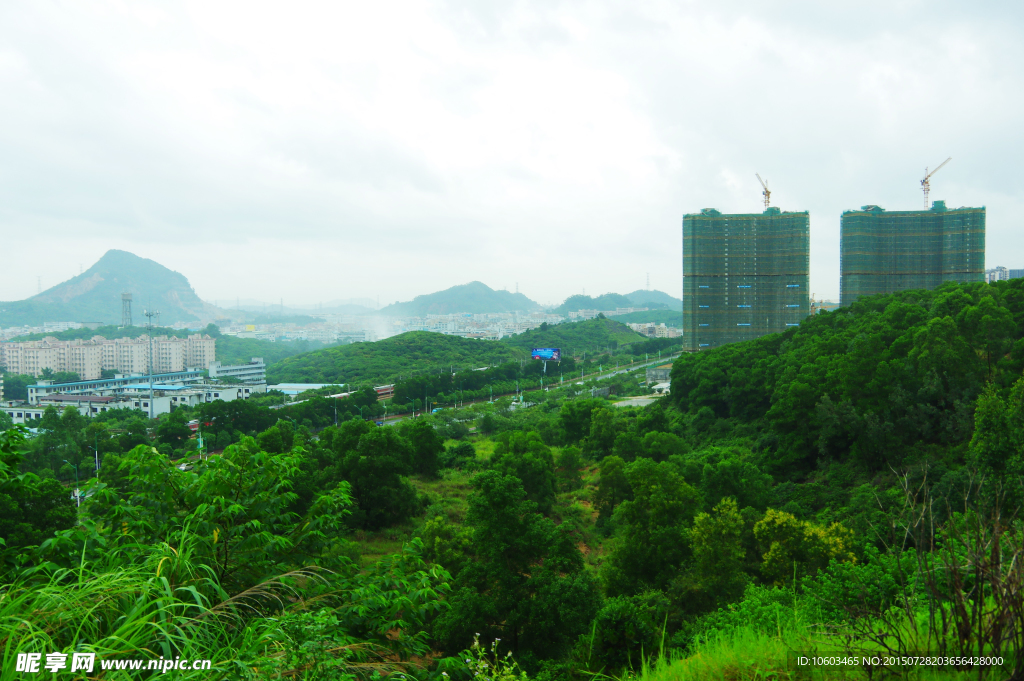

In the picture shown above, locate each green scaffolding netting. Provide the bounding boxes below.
[682,207,810,352]
[839,202,985,307]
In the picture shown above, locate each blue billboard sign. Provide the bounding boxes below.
[531,348,561,361]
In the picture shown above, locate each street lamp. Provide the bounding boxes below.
[63,459,80,508]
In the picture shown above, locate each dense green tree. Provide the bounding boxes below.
[0,374,34,401]
[257,425,285,454]
[555,446,583,492]
[559,398,605,444]
[434,471,601,666]
[594,455,631,526]
[397,418,444,477]
[672,498,749,613]
[584,406,618,459]
[612,431,642,462]
[491,431,557,514]
[641,431,687,462]
[0,427,76,556]
[156,409,192,448]
[603,458,701,596]
[340,427,419,530]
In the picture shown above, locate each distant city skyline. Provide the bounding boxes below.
[1,2,1022,304]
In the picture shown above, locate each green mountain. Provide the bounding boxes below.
[551,290,682,314]
[551,293,635,314]
[0,250,214,327]
[624,289,682,310]
[267,331,526,385]
[501,317,649,354]
[379,282,540,316]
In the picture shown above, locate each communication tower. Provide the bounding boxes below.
[121,292,133,327]
[143,309,160,420]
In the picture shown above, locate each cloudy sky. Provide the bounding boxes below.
[1,0,1021,307]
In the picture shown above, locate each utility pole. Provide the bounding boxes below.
[64,460,79,508]
[144,309,160,420]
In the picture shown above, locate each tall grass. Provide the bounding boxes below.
[0,535,415,680]
[617,591,1016,681]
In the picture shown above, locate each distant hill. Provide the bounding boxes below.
[267,331,526,385]
[0,250,216,327]
[501,318,649,354]
[379,282,540,316]
[551,293,635,314]
[610,310,683,326]
[624,289,682,311]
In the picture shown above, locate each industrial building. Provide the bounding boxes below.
[839,201,985,307]
[208,358,267,385]
[682,207,810,351]
[2,370,267,424]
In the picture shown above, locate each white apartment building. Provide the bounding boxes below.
[1,334,217,379]
[1,339,103,379]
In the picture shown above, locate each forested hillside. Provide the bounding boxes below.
[268,331,526,385]
[5,278,1024,679]
[550,292,634,314]
[380,281,539,316]
[501,317,655,354]
[671,279,1024,472]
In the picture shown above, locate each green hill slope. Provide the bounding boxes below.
[379,282,539,316]
[550,293,634,314]
[267,331,526,385]
[624,289,682,310]
[0,250,213,327]
[501,317,649,354]
[670,279,1024,470]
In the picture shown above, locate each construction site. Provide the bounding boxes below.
[681,198,810,351]
[839,200,986,306]
[682,160,988,350]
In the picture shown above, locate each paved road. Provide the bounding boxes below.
[612,396,663,408]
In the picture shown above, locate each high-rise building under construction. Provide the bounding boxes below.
[839,201,985,307]
[682,207,810,351]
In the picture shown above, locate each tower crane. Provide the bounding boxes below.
[756,173,771,210]
[920,157,952,209]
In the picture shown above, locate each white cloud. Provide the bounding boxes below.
[0,0,1020,308]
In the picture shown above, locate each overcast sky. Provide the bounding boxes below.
[1,1,1021,308]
